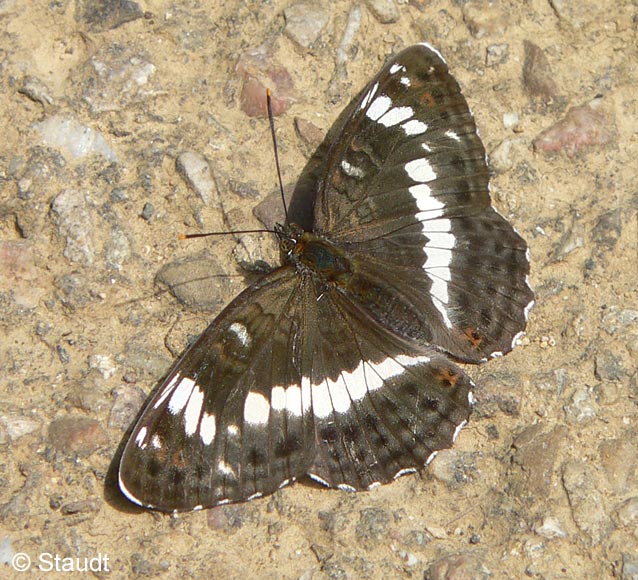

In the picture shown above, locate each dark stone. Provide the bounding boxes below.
[76,0,143,32]
[140,202,155,221]
[48,417,109,456]
[155,252,233,311]
[522,40,558,101]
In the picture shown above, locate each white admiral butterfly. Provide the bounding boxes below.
[118,43,533,512]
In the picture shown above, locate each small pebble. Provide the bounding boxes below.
[615,497,638,528]
[489,137,527,173]
[284,2,329,48]
[50,189,96,266]
[599,438,638,495]
[463,1,508,39]
[78,47,158,114]
[594,352,625,381]
[486,43,509,67]
[426,552,491,580]
[176,151,217,205]
[510,424,569,498]
[310,543,333,563]
[122,340,172,379]
[236,47,295,118]
[111,187,129,202]
[522,40,558,101]
[109,385,147,430]
[429,449,476,486]
[502,112,519,128]
[19,75,54,105]
[57,345,70,363]
[206,504,254,531]
[0,240,43,309]
[533,97,615,155]
[549,0,601,28]
[88,354,117,379]
[61,499,99,515]
[564,386,597,423]
[336,5,362,69]
[54,272,93,310]
[591,209,622,251]
[155,253,233,311]
[621,553,638,580]
[397,549,418,566]
[0,414,41,441]
[356,507,390,548]
[295,117,325,153]
[424,525,447,540]
[77,0,143,31]
[48,417,109,456]
[533,515,568,539]
[232,233,278,273]
[14,147,67,201]
[0,537,14,566]
[553,217,585,259]
[228,179,260,199]
[561,460,609,544]
[35,115,117,161]
[65,383,109,413]
[140,202,155,220]
[105,227,132,271]
[252,187,293,230]
[365,0,399,24]
[601,307,638,335]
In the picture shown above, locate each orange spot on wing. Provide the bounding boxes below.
[463,327,482,348]
[419,91,437,108]
[434,366,459,387]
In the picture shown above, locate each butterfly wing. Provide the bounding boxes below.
[118,266,317,511]
[304,281,473,490]
[313,43,533,362]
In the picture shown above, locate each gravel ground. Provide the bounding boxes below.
[0,1,637,579]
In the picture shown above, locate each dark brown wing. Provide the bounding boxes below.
[313,43,533,361]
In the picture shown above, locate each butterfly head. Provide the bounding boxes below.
[275,222,304,259]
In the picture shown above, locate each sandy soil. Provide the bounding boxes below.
[0,1,637,579]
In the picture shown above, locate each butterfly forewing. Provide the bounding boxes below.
[314,44,533,361]
[315,43,490,239]
[119,267,317,511]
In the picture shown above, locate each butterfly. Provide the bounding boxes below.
[118,43,534,512]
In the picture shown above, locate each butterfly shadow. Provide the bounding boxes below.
[268,83,371,231]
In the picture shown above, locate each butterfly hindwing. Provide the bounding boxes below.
[305,285,473,490]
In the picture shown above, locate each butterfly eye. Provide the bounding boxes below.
[279,237,295,254]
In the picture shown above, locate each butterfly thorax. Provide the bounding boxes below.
[276,222,352,284]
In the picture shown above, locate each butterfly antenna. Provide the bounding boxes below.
[267,88,289,225]
[179,228,274,240]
